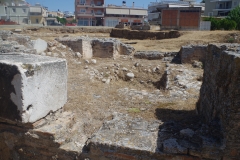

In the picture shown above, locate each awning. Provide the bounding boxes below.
[106,8,129,15]
[30,7,41,13]
[130,9,147,16]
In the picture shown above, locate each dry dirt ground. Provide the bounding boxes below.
[20,29,240,138]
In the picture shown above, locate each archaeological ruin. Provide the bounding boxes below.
[0,29,240,160]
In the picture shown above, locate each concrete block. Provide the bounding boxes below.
[0,53,67,123]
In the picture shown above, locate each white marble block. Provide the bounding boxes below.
[0,53,68,123]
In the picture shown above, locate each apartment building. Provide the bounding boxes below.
[204,0,240,16]
[0,0,30,24]
[48,11,64,18]
[29,5,48,24]
[105,2,147,27]
[75,0,105,26]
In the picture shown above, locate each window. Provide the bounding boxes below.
[23,9,26,13]
[233,1,237,6]
[78,18,89,26]
[5,7,7,14]
[80,0,85,5]
[80,9,86,13]
[97,1,101,6]
[36,19,39,23]
[12,8,16,13]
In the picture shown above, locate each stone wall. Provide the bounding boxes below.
[110,29,180,40]
[57,37,135,59]
[25,26,112,34]
[179,45,208,63]
[130,25,151,30]
[197,43,240,159]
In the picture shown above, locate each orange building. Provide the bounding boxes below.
[75,0,105,26]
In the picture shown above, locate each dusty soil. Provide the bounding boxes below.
[20,29,240,137]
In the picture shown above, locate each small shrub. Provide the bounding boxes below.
[227,37,235,43]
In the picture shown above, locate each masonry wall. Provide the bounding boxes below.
[197,43,240,159]
[110,29,180,40]
[179,45,208,63]
[161,8,201,30]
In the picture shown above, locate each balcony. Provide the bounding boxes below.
[210,0,231,2]
[77,12,104,17]
[213,6,232,11]
[76,3,105,8]
[94,12,104,17]
[77,12,94,17]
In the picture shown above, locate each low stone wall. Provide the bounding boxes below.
[197,43,240,159]
[130,25,150,30]
[57,37,135,59]
[110,29,180,40]
[179,45,208,63]
[25,26,112,33]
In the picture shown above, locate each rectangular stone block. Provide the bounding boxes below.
[0,53,67,123]
[179,45,207,63]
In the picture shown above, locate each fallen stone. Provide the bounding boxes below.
[126,72,134,79]
[33,38,48,54]
[91,59,97,64]
[134,51,164,60]
[0,53,67,123]
[14,29,22,32]
[75,52,82,58]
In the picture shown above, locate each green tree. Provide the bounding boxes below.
[220,19,236,30]
[227,6,240,30]
[57,17,67,25]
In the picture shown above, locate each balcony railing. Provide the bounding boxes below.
[210,0,232,2]
[214,6,232,9]
[76,3,104,7]
[77,12,104,17]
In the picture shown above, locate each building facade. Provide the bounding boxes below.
[75,0,105,26]
[0,0,30,24]
[204,0,240,16]
[29,6,48,24]
[105,3,147,27]
[148,1,205,25]
[161,7,201,30]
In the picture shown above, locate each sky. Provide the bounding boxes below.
[26,0,157,12]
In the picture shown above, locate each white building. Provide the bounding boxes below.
[204,0,240,16]
[105,2,147,27]
[0,0,30,24]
